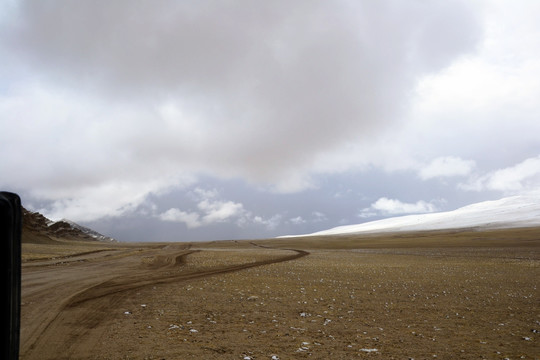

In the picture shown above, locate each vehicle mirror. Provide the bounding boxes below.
[0,192,21,360]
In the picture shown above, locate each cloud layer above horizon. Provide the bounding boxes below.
[1,0,539,240]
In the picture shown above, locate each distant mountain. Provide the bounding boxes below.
[55,218,116,242]
[282,194,540,237]
[22,208,116,243]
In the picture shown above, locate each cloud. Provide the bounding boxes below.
[419,156,476,180]
[198,199,245,224]
[402,0,540,170]
[0,0,482,221]
[157,187,285,231]
[251,214,282,231]
[311,211,328,222]
[289,216,306,225]
[158,187,246,228]
[288,211,327,226]
[461,155,540,193]
[159,208,202,229]
[360,197,438,218]
[32,177,191,222]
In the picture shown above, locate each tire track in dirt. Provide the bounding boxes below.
[66,248,308,308]
[22,246,309,360]
[21,245,192,360]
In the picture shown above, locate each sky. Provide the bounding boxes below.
[1,0,539,242]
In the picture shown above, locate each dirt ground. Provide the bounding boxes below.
[20,229,540,359]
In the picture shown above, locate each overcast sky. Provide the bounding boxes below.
[1,0,539,242]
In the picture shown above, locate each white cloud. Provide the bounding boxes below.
[159,208,202,229]
[402,0,540,169]
[290,216,306,225]
[360,197,438,218]
[419,156,476,180]
[198,199,245,224]
[0,0,482,220]
[461,155,540,193]
[158,188,246,228]
[288,211,326,225]
[252,214,282,230]
[34,177,190,222]
[191,187,220,200]
[2,0,538,239]
[311,211,328,222]
[157,187,285,230]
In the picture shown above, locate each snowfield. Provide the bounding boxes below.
[283,194,540,237]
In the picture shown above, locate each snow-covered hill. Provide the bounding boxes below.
[282,194,540,237]
[22,208,117,242]
[57,219,117,242]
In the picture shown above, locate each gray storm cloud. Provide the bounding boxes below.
[3,1,481,184]
[0,0,489,224]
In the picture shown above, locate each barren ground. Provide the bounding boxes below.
[21,228,540,359]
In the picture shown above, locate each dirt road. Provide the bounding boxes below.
[20,230,539,359]
[21,243,308,360]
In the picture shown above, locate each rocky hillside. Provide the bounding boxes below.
[22,208,116,243]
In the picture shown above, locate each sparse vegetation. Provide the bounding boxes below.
[20,227,540,359]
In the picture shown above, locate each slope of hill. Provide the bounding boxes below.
[283,194,540,237]
[22,208,116,243]
[56,218,117,242]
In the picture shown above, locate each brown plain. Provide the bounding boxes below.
[21,228,540,359]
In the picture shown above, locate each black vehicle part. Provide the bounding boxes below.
[0,192,21,360]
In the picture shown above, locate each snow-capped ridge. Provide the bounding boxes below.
[57,218,117,242]
[23,208,117,242]
[282,194,540,237]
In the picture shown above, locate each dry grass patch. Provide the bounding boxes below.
[20,228,539,359]
[97,246,539,359]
